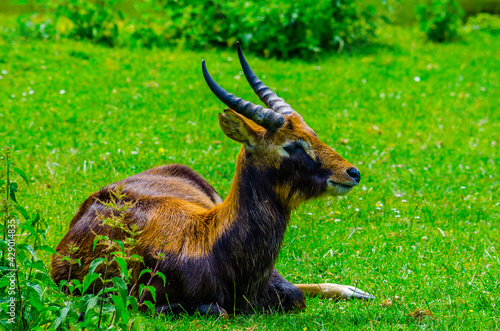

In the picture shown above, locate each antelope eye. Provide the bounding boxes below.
[284,143,302,154]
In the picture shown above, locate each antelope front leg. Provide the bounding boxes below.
[294,283,375,300]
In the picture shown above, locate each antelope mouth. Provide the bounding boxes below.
[326,179,357,195]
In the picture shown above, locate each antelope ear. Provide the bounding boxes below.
[218,109,257,147]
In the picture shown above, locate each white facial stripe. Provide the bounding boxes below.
[281,140,316,160]
[300,140,316,160]
[278,146,290,157]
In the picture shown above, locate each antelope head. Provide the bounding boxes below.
[203,44,360,211]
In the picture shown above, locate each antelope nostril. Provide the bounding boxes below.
[346,167,361,183]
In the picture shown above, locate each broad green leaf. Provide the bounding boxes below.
[0,277,10,288]
[82,272,100,294]
[128,296,138,311]
[60,256,71,262]
[15,205,30,220]
[36,244,59,255]
[148,285,156,302]
[9,182,18,203]
[32,212,41,226]
[25,260,45,272]
[20,223,40,241]
[88,257,105,275]
[139,268,152,279]
[114,239,125,253]
[72,279,83,292]
[102,286,117,294]
[14,168,29,186]
[156,271,167,286]
[143,300,155,316]
[85,295,99,313]
[51,316,63,330]
[27,281,43,301]
[26,293,45,313]
[138,284,147,296]
[17,243,38,261]
[114,257,128,279]
[111,276,128,303]
[111,294,125,322]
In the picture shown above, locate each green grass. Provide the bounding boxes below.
[1,24,499,329]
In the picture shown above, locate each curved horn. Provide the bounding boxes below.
[237,42,294,115]
[202,59,284,132]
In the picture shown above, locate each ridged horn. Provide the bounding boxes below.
[202,59,284,132]
[237,42,294,115]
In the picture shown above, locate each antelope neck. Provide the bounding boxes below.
[215,150,291,267]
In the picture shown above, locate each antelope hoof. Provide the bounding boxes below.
[304,283,375,300]
[337,285,375,300]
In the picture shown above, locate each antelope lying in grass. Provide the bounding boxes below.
[51,44,374,317]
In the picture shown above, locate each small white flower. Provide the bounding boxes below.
[1,70,7,75]
[60,89,66,95]
[461,186,466,189]
[334,219,341,222]
[29,90,34,95]
[414,76,420,82]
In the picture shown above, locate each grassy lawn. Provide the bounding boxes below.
[1,24,499,329]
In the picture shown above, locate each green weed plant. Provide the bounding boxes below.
[417,0,464,42]
[465,13,500,36]
[16,0,389,59]
[0,151,159,330]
